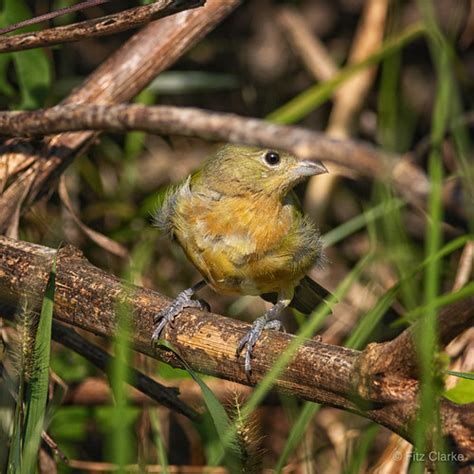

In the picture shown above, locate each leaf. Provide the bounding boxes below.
[445,370,474,381]
[1,0,51,110]
[14,47,51,109]
[443,376,474,404]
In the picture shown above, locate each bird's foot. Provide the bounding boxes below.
[152,288,209,342]
[236,315,284,377]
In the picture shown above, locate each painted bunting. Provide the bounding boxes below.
[152,144,329,375]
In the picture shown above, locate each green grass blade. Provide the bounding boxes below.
[274,231,472,471]
[444,370,474,381]
[108,240,154,472]
[21,256,56,474]
[322,198,404,248]
[241,256,371,421]
[158,340,241,471]
[212,255,374,469]
[268,24,425,124]
[275,402,321,473]
[401,282,474,322]
[412,3,452,470]
[108,302,133,474]
[149,409,169,474]
[345,286,399,350]
[7,376,24,474]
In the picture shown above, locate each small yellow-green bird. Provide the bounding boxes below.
[153,144,329,375]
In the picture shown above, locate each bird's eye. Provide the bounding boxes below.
[264,151,281,166]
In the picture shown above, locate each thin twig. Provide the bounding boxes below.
[0,0,111,36]
[0,0,206,53]
[304,0,389,217]
[277,7,338,82]
[67,460,229,473]
[0,306,198,420]
[452,241,474,291]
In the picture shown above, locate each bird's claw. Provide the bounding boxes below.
[236,316,284,377]
[152,289,209,343]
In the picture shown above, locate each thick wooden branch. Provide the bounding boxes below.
[0,236,472,462]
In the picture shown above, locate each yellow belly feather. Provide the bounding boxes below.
[172,191,315,295]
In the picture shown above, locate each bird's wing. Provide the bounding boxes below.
[261,275,332,315]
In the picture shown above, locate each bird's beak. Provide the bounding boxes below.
[294,160,328,177]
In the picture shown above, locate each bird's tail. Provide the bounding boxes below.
[290,275,332,314]
[261,275,332,315]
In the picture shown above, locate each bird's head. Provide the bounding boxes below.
[198,145,328,199]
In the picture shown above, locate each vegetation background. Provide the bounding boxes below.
[0,0,473,472]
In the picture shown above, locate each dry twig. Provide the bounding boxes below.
[277,7,338,82]
[51,321,198,419]
[0,0,205,53]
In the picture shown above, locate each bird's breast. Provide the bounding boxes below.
[172,192,317,295]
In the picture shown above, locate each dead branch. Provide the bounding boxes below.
[0,0,205,53]
[61,376,254,408]
[277,7,338,82]
[0,0,111,35]
[0,236,472,462]
[0,102,428,198]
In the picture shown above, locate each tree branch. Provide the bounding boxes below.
[1,102,467,229]
[0,0,205,53]
[0,103,404,177]
[0,236,472,462]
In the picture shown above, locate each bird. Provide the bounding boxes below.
[152,144,330,375]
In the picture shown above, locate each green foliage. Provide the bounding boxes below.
[443,377,474,404]
[0,0,52,109]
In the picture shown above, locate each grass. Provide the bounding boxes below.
[7,256,56,474]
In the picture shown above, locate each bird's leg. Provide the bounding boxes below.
[152,280,208,342]
[236,289,293,376]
